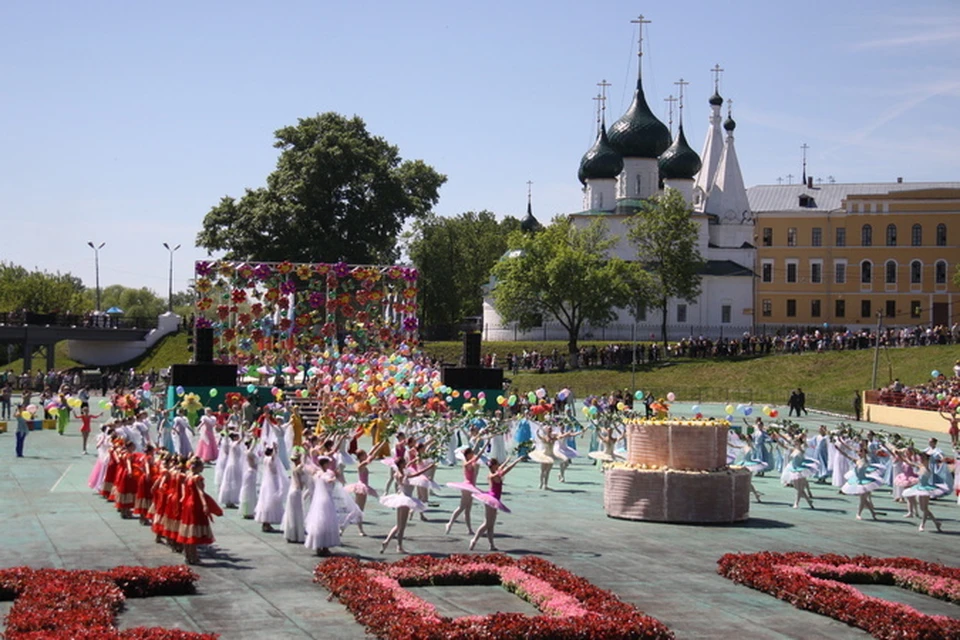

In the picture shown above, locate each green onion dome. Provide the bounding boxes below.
[608,71,671,159]
[658,125,702,180]
[578,123,624,185]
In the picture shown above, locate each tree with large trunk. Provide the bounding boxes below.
[490,218,643,364]
[197,112,447,264]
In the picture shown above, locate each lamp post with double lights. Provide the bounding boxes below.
[87,242,106,313]
[163,243,181,312]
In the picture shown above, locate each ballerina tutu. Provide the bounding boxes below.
[841,466,884,495]
[587,450,624,462]
[780,458,819,485]
[445,480,480,493]
[474,491,511,513]
[344,481,379,498]
[528,449,555,464]
[408,475,442,491]
[902,479,950,499]
[379,492,427,512]
[894,472,919,488]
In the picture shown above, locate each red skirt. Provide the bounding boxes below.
[115,468,138,511]
[133,471,153,516]
[101,458,118,499]
[161,481,182,540]
[151,482,168,535]
[178,492,216,545]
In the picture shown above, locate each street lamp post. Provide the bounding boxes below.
[163,243,181,312]
[87,242,105,312]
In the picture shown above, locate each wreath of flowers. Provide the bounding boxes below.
[717,552,960,639]
[314,553,673,639]
[194,260,418,364]
[0,565,216,639]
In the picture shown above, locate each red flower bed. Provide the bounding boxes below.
[315,553,673,639]
[0,565,217,639]
[717,552,960,640]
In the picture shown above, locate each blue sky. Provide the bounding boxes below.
[2,1,959,296]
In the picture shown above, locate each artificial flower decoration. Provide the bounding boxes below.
[237,263,255,280]
[277,260,294,275]
[194,278,212,294]
[296,263,312,280]
[194,261,213,277]
[230,288,247,304]
[216,261,235,278]
[197,297,212,311]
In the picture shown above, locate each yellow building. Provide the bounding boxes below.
[750,182,960,328]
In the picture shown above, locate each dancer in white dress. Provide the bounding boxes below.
[217,432,243,508]
[902,452,949,532]
[238,440,259,519]
[254,445,288,532]
[172,411,195,457]
[587,425,624,466]
[379,457,435,554]
[304,457,341,556]
[281,452,307,543]
[469,457,521,552]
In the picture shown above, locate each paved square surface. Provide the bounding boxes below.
[1,400,957,638]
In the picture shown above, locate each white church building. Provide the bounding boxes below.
[483,23,756,341]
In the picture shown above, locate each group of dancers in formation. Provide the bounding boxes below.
[730,418,956,532]
[85,405,560,560]
[84,401,959,564]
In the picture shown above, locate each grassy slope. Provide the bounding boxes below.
[14,336,959,415]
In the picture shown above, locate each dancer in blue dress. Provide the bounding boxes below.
[810,425,831,484]
[746,418,771,476]
[839,442,885,520]
[781,435,817,509]
[902,452,948,532]
[731,440,767,503]
[513,416,533,460]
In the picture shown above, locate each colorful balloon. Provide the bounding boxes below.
[247,384,257,393]
[634,390,644,400]
[175,386,185,396]
[666,392,676,402]
[932,370,941,378]
[209,389,218,397]
[724,404,735,415]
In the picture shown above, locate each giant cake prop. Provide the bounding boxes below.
[603,418,751,523]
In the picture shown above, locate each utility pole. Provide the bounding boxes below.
[163,243,181,312]
[871,310,883,390]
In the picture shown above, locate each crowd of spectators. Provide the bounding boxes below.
[492,324,960,372]
[872,360,960,411]
[0,368,161,394]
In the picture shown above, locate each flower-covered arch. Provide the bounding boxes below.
[193,260,418,365]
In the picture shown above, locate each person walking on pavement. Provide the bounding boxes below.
[797,388,808,416]
[853,392,863,421]
[15,405,28,458]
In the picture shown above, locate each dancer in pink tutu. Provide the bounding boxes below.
[379,456,435,554]
[344,441,387,537]
[470,456,521,552]
[891,445,920,518]
[445,446,481,535]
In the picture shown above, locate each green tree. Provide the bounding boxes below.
[407,211,520,336]
[197,112,447,264]
[490,218,641,363]
[83,285,167,319]
[0,262,88,313]
[627,189,705,349]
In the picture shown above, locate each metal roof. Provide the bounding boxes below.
[746,182,960,213]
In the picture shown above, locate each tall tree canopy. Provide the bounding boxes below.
[406,211,520,337]
[82,285,169,319]
[627,189,704,348]
[491,218,644,361]
[0,262,87,313]
[197,112,447,264]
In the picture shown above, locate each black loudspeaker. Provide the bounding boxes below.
[442,366,503,390]
[171,364,237,387]
[463,333,482,367]
[195,327,214,364]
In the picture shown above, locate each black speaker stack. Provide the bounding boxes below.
[195,327,214,364]
[441,330,503,390]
